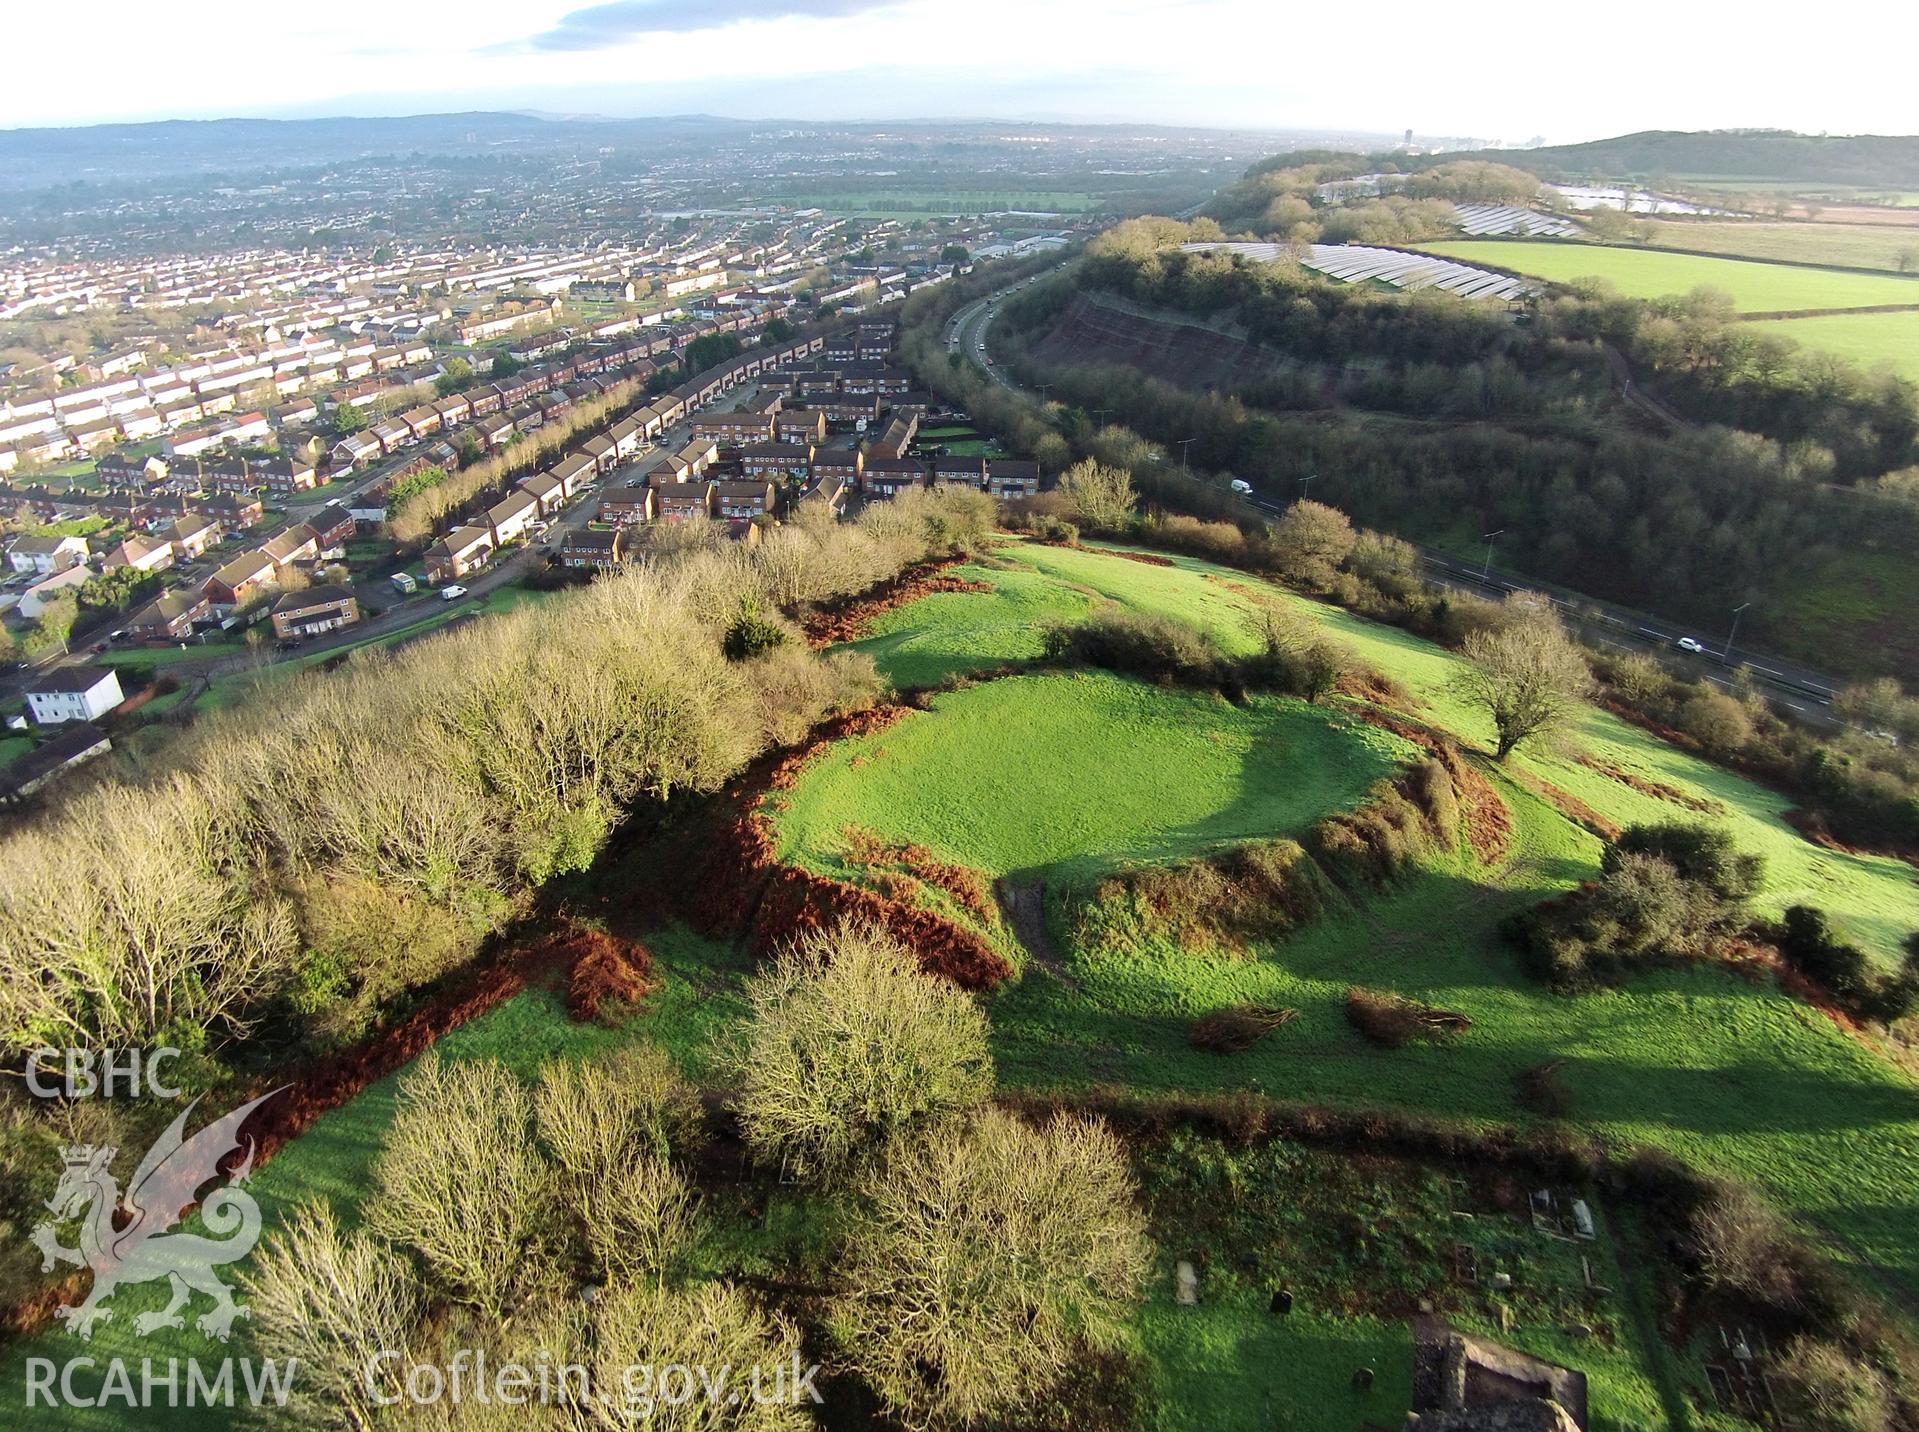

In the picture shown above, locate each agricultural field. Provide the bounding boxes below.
[1417,239,1919,312]
[1746,309,1919,381]
[1641,219,1919,273]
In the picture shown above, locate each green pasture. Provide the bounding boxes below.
[775,670,1416,887]
[1644,219,1919,273]
[1418,240,1919,313]
[1748,309,1919,380]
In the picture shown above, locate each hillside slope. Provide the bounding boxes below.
[1432,129,1919,186]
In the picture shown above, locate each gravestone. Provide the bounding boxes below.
[1174,1260,1199,1306]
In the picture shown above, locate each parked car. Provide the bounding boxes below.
[440,584,468,601]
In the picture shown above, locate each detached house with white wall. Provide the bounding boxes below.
[25,665,123,725]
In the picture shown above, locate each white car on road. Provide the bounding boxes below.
[440,585,468,601]
[1675,637,1705,654]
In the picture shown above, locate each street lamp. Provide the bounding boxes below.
[1299,472,1316,501]
[1723,602,1750,661]
[1178,437,1196,473]
[1480,529,1504,580]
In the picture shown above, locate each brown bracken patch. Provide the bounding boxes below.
[1574,754,1721,814]
[546,924,659,1023]
[1349,706,1512,863]
[842,824,999,926]
[798,556,994,646]
[1509,770,1623,843]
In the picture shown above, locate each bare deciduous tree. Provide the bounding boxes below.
[1456,597,1592,759]
[725,920,993,1180]
[536,1047,703,1282]
[367,1056,550,1320]
[1057,458,1137,533]
[833,1109,1152,1428]
[240,1199,422,1431]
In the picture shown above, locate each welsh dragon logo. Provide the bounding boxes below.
[30,1089,282,1341]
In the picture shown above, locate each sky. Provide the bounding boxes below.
[1,0,1910,141]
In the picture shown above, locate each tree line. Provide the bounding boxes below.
[985,220,1919,673]
[0,487,996,1063]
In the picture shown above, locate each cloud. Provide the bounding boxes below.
[527,0,900,51]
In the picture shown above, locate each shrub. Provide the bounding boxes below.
[1311,760,1459,887]
[1057,458,1138,532]
[1042,608,1223,685]
[288,876,482,1047]
[1774,906,1919,1021]
[1190,1004,1299,1052]
[1604,650,1680,708]
[831,1109,1151,1429]
[1075,838,1330,955]
[1680,686,1757,754]
[1691,1182,1803,1310]
[723,594,790,661]
[1239,603,1355,702]
[1606,822,1764,901]
[1148,511,1247,563]
[535,1280,813,1432]
[723,919,994,1179]
[1779,905,1877,1000]
[536,1046,703,1281]
[1510,824,1763,989]
[1345,988,1471,1048]
[1773,1337,1893,1432]
[1269,499,1357,586]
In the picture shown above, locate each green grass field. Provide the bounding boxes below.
[776,670,1417,887]
[1644,220,1919,273]
[1419,240,1919,313]
[1748,309,1919,380]
[776,539,1919,1313]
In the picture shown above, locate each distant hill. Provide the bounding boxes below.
[1428,130,1919,187]
[0,112,759,190]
